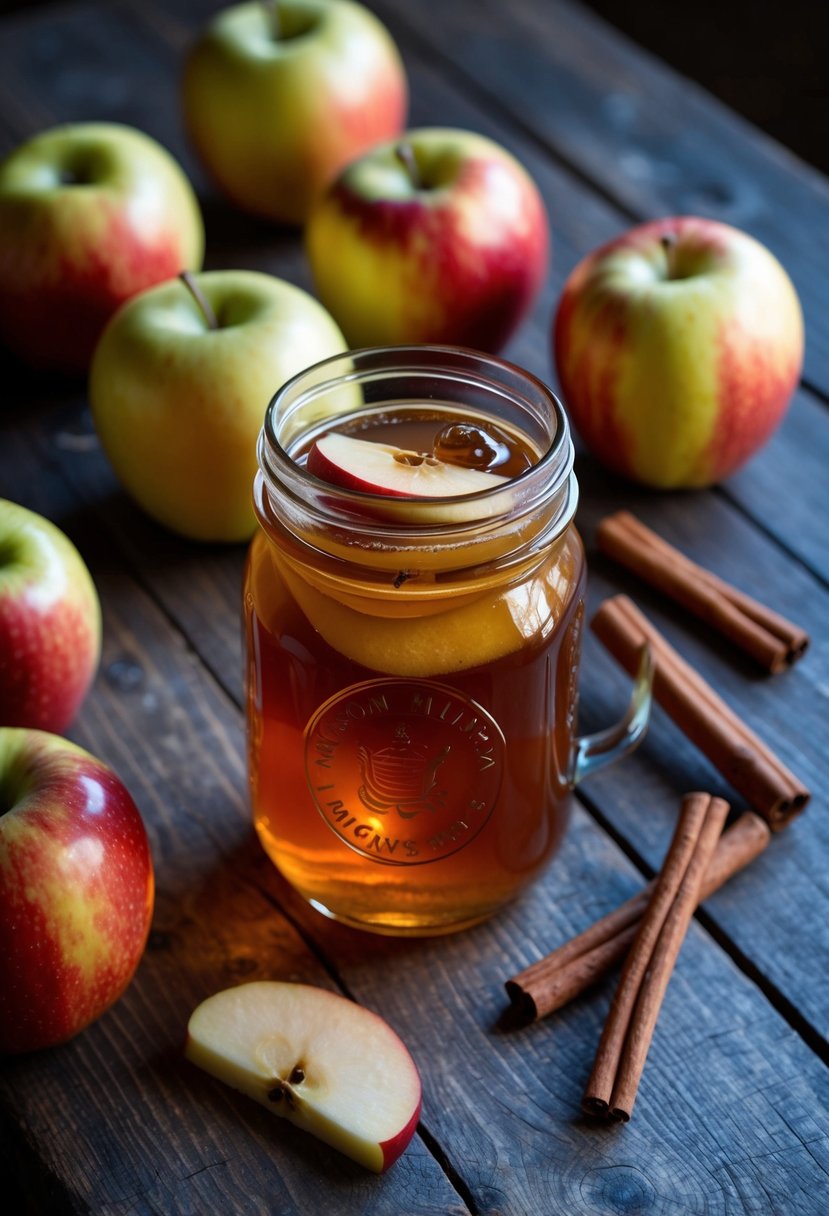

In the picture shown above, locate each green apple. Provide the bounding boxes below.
[0,728,154,1054]
[89,270,348,542]
[0,122,204,373]
[186,981,422,1172]
[0,499,101,734]
[553,216,805,487]
[182,0,408,225]
[305,128,550,351]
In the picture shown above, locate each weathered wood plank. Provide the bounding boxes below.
[5,0,827,1038]
[575,485,829,1039]
[0,0,193,161]
[0,430,467,1215]
[371,0,829,397]
[723,390,829,575]
[2,2,829,1210]
[13,410,829,1214]
[263,802,829,1216]
[1,0,826,585]
[11,340,826,1206]
[391,4,829,584]
[137,0,829,587]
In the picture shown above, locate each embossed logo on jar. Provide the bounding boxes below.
[304,679,505,865]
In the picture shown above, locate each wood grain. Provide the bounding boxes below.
[0,429,467,1214]
[10,0,826,1037]
[1,1,828,1213]
[371,0,829,395]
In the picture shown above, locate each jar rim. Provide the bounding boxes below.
[258,345,576,541]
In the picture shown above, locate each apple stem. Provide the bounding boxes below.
[179,271,219,331]
[661,233,678,279]
[262,0,280,39]
[395,143,422,190]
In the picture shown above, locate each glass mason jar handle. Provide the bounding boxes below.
[570,645,653,785]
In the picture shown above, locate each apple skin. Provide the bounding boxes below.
[305,127,550,352]
[0,122,204,374]
[182,0,408,225]
[89,270,348,543]
[553,216,804,488]
[0,500,101,734]
[0,728,155,1054]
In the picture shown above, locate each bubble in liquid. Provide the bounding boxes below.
[433,421,529,473]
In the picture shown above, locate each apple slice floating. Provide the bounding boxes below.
[307,430,513,526]
[185,981,422,1173]
[308,431,508,498]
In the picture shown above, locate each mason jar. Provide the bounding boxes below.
[244,346,649,935]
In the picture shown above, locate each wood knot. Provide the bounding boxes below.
[580,1165,657,1212]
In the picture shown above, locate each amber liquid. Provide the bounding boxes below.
[245,406,585,934]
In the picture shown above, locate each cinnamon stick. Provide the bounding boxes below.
[505,811,770,1020]
[582,792,730,1122]
[591,595,810,829]
[596,510,809,673]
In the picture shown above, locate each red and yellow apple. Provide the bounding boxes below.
[305,127,550,351]
[182,0,408,225]
[186,981,422,1172]
[89,270,348,542]
[0,728,154,1054]
[0,122,204,374]
[553,216,804,488]
[0,499,101,734]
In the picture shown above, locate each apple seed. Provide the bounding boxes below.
[267,1063,305,1107]
[392,451,438,468]
[267,1080,298,1109]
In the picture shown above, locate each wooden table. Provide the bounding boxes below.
[2,2,828,1212]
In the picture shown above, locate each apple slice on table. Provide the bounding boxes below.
[185,981,422,1173]
[307,431,511,523]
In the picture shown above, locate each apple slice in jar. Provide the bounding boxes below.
[185,981,422,1173]
[307,431,511,523]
